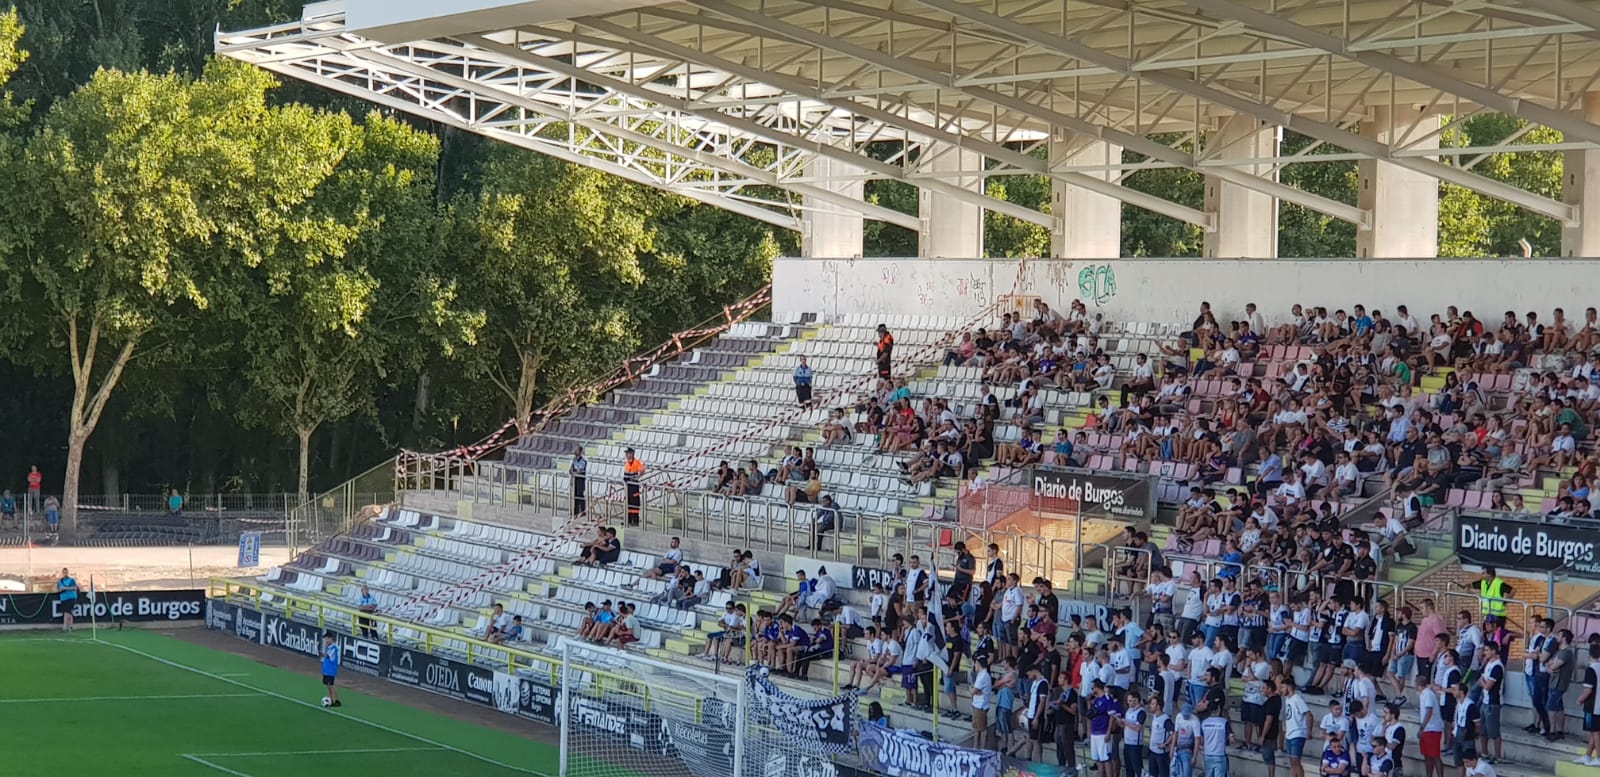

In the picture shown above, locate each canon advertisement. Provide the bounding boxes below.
[1030,467,1154,521]
[0,589,205,626]
[1454,515,1600,578]
[387,648,497,706]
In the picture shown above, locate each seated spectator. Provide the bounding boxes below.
[812,495,838,550]
[697,602,748,664]
[484,603,512,642]
[490,614,524,645]
[577,528,620,566]
[578,600,616,641]
[843,625,900,691]
[786,467,823,505]
[729,550,763,590]
[821,409,852,446]
[606,603,640,648]
[776,570,814,618]
[795,618,835,678]
[630,536,683,585]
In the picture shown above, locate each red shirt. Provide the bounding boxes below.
[27,471,41,491]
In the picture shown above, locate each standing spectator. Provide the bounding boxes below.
[793,356,814,407]
[622,448,644,526]
[570,447,588,515]
[1198,700,1232,777]
[874,324,894,379]
[57,567,78,633]
[1476,644,1505,762]
[356,584,378,638]
[1577,643,1600,766]
[167,489,183,516]
[1282,680,1312,777]
[1525,618,1554,736]
[0,490,13,530]
[43,495,60,539]
[1547,629,1577,742]
[26,464,41,515]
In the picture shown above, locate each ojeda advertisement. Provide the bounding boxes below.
[0,589,204,626]
[1030,467,1153,521]
[1455,515,1600,578]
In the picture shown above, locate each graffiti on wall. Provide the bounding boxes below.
[1077,264,1118,306]
[957,274,990,307]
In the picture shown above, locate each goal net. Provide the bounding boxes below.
[557,640,853,777]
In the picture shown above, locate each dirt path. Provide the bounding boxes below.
[172,626,563,749]
[0,545,291,590]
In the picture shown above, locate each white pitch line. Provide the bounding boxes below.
[181,754,259,777]
[186,747,447,757]
[0,693,261,704]
[99,639,548,776]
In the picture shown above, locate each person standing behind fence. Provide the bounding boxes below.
[357,584,378,638]
[26,465,41,515]
[793,356,814,407]
[623,448,644,526]
[167,489,183,516]
[571,447,588,516]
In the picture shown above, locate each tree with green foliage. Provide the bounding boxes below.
[2,61,376,529]
[446,146,663,433]
[234,114,477,500]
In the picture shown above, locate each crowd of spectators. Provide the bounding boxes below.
[754,298,1600,774]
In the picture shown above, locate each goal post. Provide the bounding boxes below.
[557,638,747,777]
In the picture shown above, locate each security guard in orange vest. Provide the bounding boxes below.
[623,448,645,526]
[875,324,894,379]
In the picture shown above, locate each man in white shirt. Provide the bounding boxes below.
[998,573,1026,660]
[1186,631,1213,709]
[970,656,994,749]
[803,566,838,611]
[634,537,685,584]
[1281,680,1313,777]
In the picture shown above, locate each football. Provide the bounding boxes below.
[321,697,333,707]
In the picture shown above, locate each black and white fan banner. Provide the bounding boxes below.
[745,666,856,755]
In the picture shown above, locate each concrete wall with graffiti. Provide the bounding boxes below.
[774,257,1594,328]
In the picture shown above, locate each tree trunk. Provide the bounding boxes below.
[411,372,430,434]
[63,431,87,535]
[62,315,139,535]
[514,353,539,434]
[296,426,313,504]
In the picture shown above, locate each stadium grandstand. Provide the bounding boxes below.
[202,2,1600,777]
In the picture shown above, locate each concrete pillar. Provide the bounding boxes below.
[1562,93,1600,258]
[1049,132,1122,258]
[1356,106,1439,259]
[1203,115,1279,258]
[801,156,865,258]
[918,144,984,258]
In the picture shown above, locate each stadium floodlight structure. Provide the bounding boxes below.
[219,0,1600,259]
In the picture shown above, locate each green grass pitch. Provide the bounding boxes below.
[0,629,561,777]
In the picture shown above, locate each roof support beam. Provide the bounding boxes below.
[248,57,804,231]
[565,17,1209,226]
[460,33,1056,229]
[1177,0,1600,146]
[690,0,1353,225]
[908,0,1573,223]
[344,38,925,231]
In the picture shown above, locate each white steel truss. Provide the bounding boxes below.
[217,0,1600,233]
